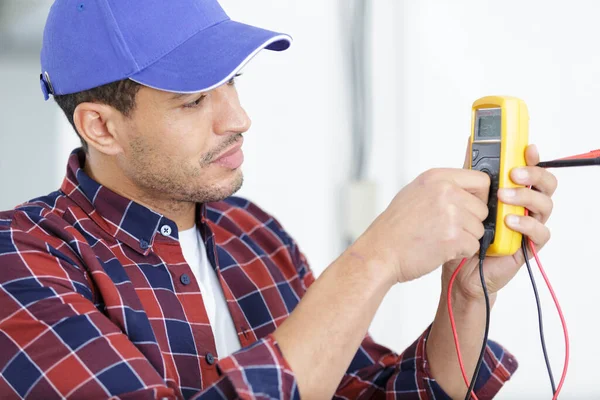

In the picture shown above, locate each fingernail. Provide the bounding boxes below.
[500,188,517,198]
[506,215,520,227]
[513,168,528,181]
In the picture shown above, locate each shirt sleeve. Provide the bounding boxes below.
[194,336,299,400]
[0,220,301,400]
[333,329,518,400]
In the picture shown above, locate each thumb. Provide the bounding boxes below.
[463,135,472,169]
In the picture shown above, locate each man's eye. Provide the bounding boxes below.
[184,95,206,108]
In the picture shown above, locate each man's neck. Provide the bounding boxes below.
[84,154,196,231]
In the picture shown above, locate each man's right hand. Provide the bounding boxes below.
[355,168,491,284]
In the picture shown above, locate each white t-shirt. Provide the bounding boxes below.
[178,226,241,358]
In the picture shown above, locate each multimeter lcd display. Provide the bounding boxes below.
[475,108,501,140]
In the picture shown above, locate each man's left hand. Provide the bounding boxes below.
[443,143,558,300]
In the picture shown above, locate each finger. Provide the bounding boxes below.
[459,208,486,240]
[457,230,481,259]
[504,215,551,246]
[497,187,553,223]
[456,189,490,222]
[525,144,540,166]
[422,168,491,203]
[510,166,558,197]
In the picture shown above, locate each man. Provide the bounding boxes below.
[0,1,556,399]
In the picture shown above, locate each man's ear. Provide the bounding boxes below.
[73,102,125,156]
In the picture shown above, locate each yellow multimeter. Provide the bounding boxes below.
[469,96,529,256]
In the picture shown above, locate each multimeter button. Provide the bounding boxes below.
[472,149,480,161]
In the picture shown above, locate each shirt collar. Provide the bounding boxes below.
[60,149,207,254]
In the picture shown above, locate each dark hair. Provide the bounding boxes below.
[54,79,142,152]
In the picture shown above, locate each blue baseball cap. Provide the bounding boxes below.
[40,0,292,100]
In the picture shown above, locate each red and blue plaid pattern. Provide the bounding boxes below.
[0,149,517,399]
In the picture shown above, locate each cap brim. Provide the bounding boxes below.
[129,20,291,93]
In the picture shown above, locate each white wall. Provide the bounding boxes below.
[19,0,600,398]
[0,54,60,210]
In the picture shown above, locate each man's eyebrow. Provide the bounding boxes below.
[170,92,192,101]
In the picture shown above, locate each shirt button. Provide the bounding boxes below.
[139,239,149,249]
[180,274,191,285]
[206,352,215,365]
[160,225,172,236]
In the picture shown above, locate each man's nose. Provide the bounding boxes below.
[213,86,252,135]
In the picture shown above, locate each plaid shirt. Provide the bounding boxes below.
[0,150,517,399]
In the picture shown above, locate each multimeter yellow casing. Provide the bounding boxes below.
[469,96,529,257]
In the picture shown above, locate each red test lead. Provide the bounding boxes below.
[538,149,600,168]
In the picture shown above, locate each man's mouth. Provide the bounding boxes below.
[212,137,245,169]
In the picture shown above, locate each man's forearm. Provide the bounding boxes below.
[272,239,395,399]
[427,286,497,399]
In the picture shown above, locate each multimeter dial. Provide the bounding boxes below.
[472,142,501,240]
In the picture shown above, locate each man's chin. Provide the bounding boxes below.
[197,171,244,204]
[226,171,244,198]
